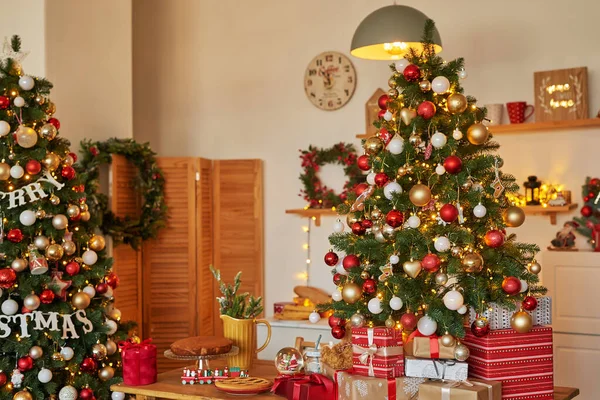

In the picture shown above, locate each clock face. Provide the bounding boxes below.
[304,51,356,111]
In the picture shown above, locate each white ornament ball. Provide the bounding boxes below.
[431,76,451,94]
[13,96,25,107]
[18,76,35,90]
[383,110,393,121]
[111,392,126,400]
[434,236,451,252]
[519,279,528,293]
[395,58,410,73]
[332,219,345,233]
[19,210,36,226]
[104,286,114,298]
[1,299,18,315]
[38,368,52,383]
[452,129,463,140]
[431,131,447,148]
[389,254,400,264]
[60,347,74,361]
[59,385,78,400]
[335,262,348,276]
[82,250,98,265]
[34,235,49,250]
[435,164,446,175]
[104,319,118,335]
[52,214,68,230]
[458,69,468,79]
[83,285,96,298]
[443,290,465,311]
[0,121,10,137]
[473,204,487,218]
[383,181,402,200]
[332,291,343,302]
[10,164,24,179]
[457,305,468,315]
[367,297,383,314]
[386,136,404,155]
[417,315,438,336]
[366,172,377,185]
[309,311,321,323]
[407,215,421,229]
[389,296,403,311]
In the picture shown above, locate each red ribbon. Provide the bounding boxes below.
[271,374,307,394]
[291,373,334,400]
[407,330,440,358]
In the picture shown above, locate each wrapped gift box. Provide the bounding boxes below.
[405,356,468,381]
[336,370,424,400]
[462,326,554,399]
[120,339,157,386]
[468,297,551,330]
[351,327,404,378]
[404,335,456,359]
[418,378,501,400]
[273,374,336,400]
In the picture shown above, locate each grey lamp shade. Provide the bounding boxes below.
[351,5,442,60]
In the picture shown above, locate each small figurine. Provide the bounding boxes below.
[548,191,567,206]
[550,221,578,250]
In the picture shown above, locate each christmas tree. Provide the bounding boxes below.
[572,177,600,248]
[321,22,546,344]
[0,36,131,400]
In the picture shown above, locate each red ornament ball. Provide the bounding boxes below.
[328,315,345,328]
[484,230,505,248]
[61,166,76,180]
[79,388,95,400]
[374,172,390,187]
[69,152,78,162]
[0,269,17,289]
[40,288,55,304]
[361,219,373,229]
[21,306,32,314]
[378,94,389,109]
[470,320,490,337]
[422,253,441,273]
[400,313,418,330]
[343,255,361,271]
[502,276,522,295]
[522,296,538,311]
[377,109,386,119]
[362,278,377,294]
[0,371,6,386]
[81,357,98,373]
[65,261,81,275]
[324,251,339,267]
[96,282,109,295]
[403,64,421,82]
[591,178,600,186]
[581,205,593,217]
[589,192,596,198]
[331,325,346,339]
[379,128,393,145]
[25,159,42,175]
[351,222,367,236]
[7,228,23,243]
[17,356,33,372]
[47,117,61,130]
[584,196,590,202]
[417,101,436,120]
[355,183,369,196]
[443,155,463,174]
[333,273,343,285]
[0,96,9,110]
[385,210,404,228]
[439,203,459,223]
[357,155,370,171]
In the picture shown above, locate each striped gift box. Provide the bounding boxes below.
[351,327,404,379]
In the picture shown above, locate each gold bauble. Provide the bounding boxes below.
[67,204,81,218]
[0,163,10,180]
[388,78,398,89]
[72,292,91,309]
[400,108,417,125]
[461,253,484,273]
[370,207,382,220]
[99,366,115,381]
[9,61,23,76]
[454,343,470,361]
[109,308,122,321]
[528,261,542,275]
[34,95,45,105]
[129,335,142,344]
[388,88,399,99]
[510,311,533,333]
[382,224,396,239]
[419,80,432,92]
[45,101,56,115]
[16,126,38,148]
[63,154,74,167]
[13,390,33,400]
[11,258,27,272]
[385,316,395,328]
[408,133,422,147]
[474,317,489,328]
[42,153,61,171]
[45,243,65,261]
[447,93,468,114]
[80,210,91,222]
[374,230,387,243]
[35,209,46,219]
[40,123,57,140]
[346,213,360,227]
[440,333,456,347]
[80,203,89,212]
[503,206,526,227]
[89,235,106,251]
[29,345,43,360]
[342,282,362,304]
[467,123,489,145]
[92,343,108,360]
[52,351,64,361]
[434,272,448,285]
[360,270,370,280]
[451,246,464,258]
[62,240,77,255]
[105,339,117,355]
[409,183,432,207]
[364,136,384,155]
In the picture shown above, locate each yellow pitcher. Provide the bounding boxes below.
[221,314,271,370]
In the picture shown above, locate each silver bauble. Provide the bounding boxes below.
[350,313,366,328]
[11,258,27,272]
[34,235,50,250]
[62,240,77,255]
[29,345,43,360]
[24,294,41,310]
[454,343,470,361]
[434,272,448,285]
[52,214,68,230]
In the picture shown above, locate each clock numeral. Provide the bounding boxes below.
[347,76,353,83]
[325,55,333,62]
[344,89,349,96]
[344,65,350,72]
[316,59,322,66]
[308,69,317,76]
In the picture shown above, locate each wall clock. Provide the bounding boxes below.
[304,51,356,111]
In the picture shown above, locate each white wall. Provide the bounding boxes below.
[132,0,600,315]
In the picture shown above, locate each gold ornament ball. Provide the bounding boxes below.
[528,261,542,275]
[72,292,91,310]
[419,80,432,92]
[46,243,65,261]
[16,126,38,148]
[29,345,43,360]
[52,351,64,361]
[35,209,46,219]
[408,133,422,147]
[388,88,399,99]
[504,206,526,227]
[62,240,77,255]
[40,123,58,140]
[467,123,489,145]
[346,213,360,227]
[52,214,68,230]
[342,282,362,304]
[43,153,61,171]
[397,166,408,177]
[9,61,23,76]
[13,390,33,400]
[474,317,489,328]
[99,366,115,381]
[24,294,41,310]
[92,343,108,360]
[511,311,533,333]
[80,211,91,222]
[360,270,370,280]
[440,333,456,347]
[447,93,468,114]
[63,154,74,167]
[451,246,464,258]
[129,335,142,344]
[89,235,106,251]
[109,308,122,321]
[80,203,89,212]
[388,78,398,89]
[385,316,395,328]
[11,258,27,272]
[45,101,56,115]
[106,339,117,355]
[0,163,10,180]
[454,343,470,361]
[434,272,448,285]
[374,230,387,243]
[382,224,396,239]
[370,207,382,220]
[409,183,432,207]
[461,252,484,273]
[34,95,45,105]
[364,136,384,155]
[66,204,81,218]
[350,312,365,328]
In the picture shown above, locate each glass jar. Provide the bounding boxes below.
[303,347,321,374]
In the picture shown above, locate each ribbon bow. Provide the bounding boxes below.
[440,379,494,400]
[119,338,154,352]
[407,330,440,358]
[352,343,378,376]
[270,374,307,393]
[291,373,334,400]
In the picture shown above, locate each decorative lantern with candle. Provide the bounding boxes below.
[524,176,542,205]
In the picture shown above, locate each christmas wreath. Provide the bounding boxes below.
[299,142,364,208]
[77,138,168,249]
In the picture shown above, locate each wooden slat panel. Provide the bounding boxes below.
[213,160,264,336]
[197,158,214,336]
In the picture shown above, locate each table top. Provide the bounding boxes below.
[555,386,580,400]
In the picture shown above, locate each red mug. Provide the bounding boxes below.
[506,101,534,124]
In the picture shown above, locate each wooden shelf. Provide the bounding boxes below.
[356,133,369,139]
[285,208,337,226]
[492,118,600,134]
[523,203,578,225]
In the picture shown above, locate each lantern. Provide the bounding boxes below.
[524,176,541,205]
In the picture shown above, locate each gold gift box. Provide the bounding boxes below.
[336,371,423,400]
[419,378,501,400]
[404,336,456,359]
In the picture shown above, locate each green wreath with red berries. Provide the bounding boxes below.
[299,142,364,209]
[76,138,168,249]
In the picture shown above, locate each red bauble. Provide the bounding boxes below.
[47,117,61,130]
[0,269,17,289]
[80,357,98,373]
[385,210,404,228]
[324,251,339,267]
[65,261,81,275]
[522,296,538,311]
[422,253,441,273]
[331,325,346,339]
[362,278,377,294]
[7,228,23,243]
[69,152,78,162]
[379,128,392,145]
[502,276,522,295]
[17,356,33,372]
[40,288,55,304]
[351,222,367,236]
[591,178,600,186]
[374,172,390,187]
[96,282,109,295]
[79,388,95,400]
[0,371,6,386]
[439,204,459,223]
[25,160,42,175]
[61,166,76,180]
[403,64,421,82]
[584,196,590,202]
[417,101,436,120]
[328,315,345,328]
[400,313,418,330]
[484,230,505,248]
[470,321,490,337]
[357,155,370,171]
[378,94,389,110]
[377,109,386,119]
[355,183,369,196]
[0,96,9,110]
[21,306,31,314]
[361,219,373,229]
[333,273,343,285]
[581,205,593,217]
[343,255,361,271]
[443,156,463,174]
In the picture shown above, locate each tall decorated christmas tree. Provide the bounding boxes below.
[0,36,130,400]
[321,22,546,348]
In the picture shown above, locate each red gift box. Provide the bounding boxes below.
[351,327,404,378]
[463,326,554,399]
[272,374,334,400]
[120,339,157,386]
